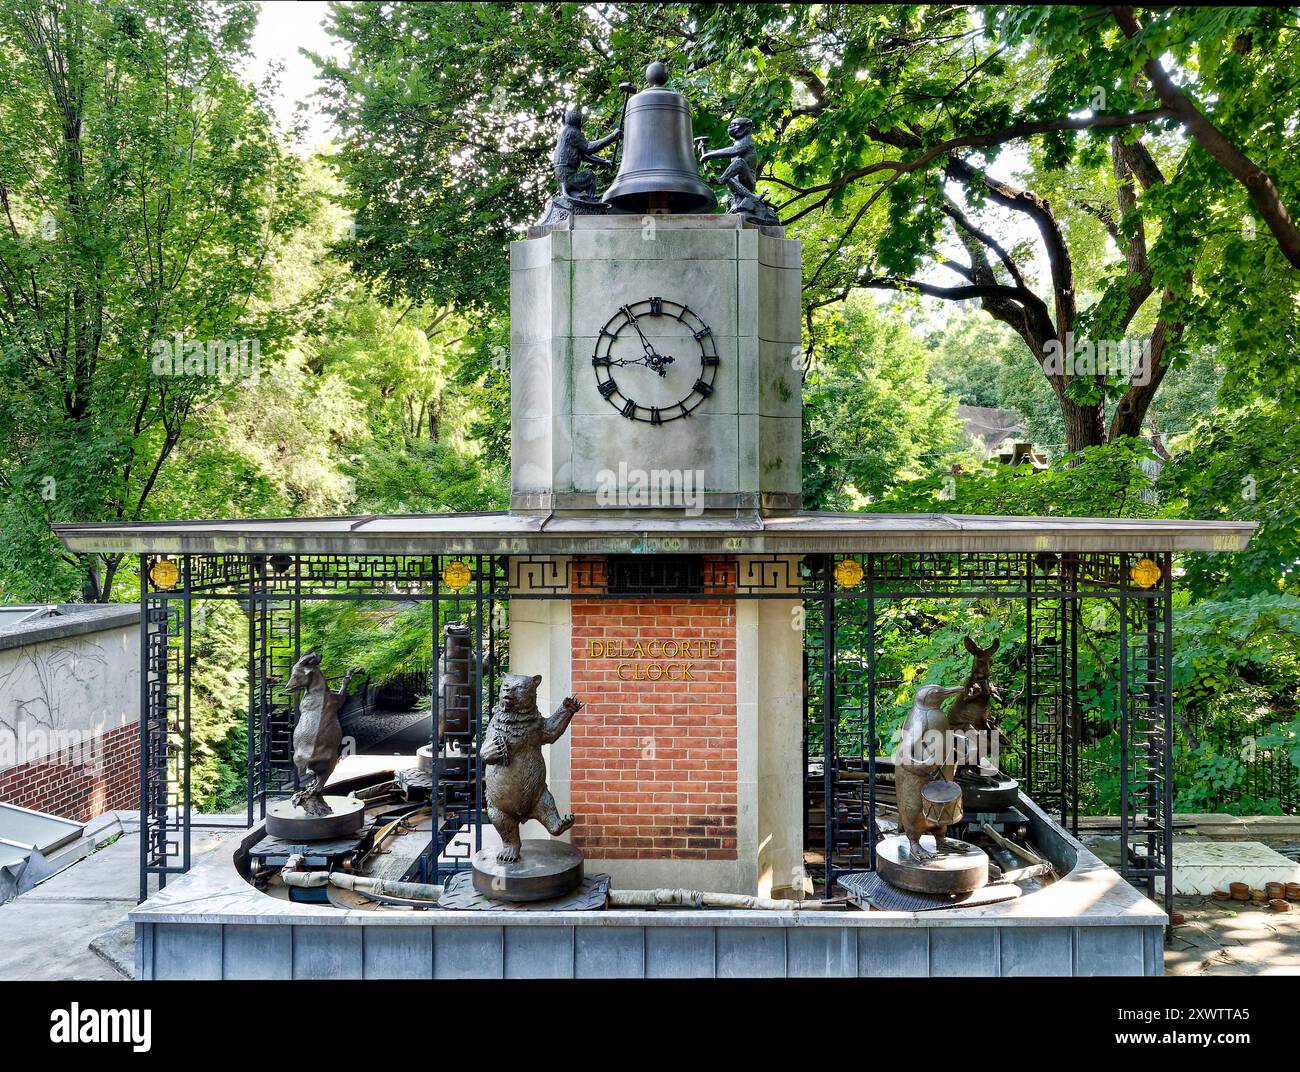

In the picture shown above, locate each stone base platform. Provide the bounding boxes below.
[128,792,1166,979]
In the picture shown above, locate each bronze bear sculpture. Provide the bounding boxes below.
[480,673,583,863]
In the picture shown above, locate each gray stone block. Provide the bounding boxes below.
[575,926,645,978]
[998,926,1072,977]
[1142,925,1164,977]
[433,925,504,979]
[572,225,737,262]
[759,415,802,497]
[929,928,998,977]
[645,926,716,978]
[292,925,362,980]
[788,927,855,977]
[363,926,433,979]
[571,259,739,336]
[716,926,786,978]
[1075,926,1146,977]
[857,927,928,977]
[223,924,291,979]
[570,413,742,495]
[135,923,151,981]
[152,922,221,981]
[503,926,575,979]
[757,264,802,345]
[758,233,802,270]
[757,338,802,418]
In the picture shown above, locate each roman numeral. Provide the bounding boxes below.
[701,353,720,366]
[693,326,711,340]
[650,407,662,425]
[649,296,662,316]
[693,379,713,397]
[592,355,611,367]
[598,379,618,398]
[620,398,637,418]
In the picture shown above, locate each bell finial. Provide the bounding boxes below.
[646,60,668,87]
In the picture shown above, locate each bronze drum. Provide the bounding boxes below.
[921,779,963,827]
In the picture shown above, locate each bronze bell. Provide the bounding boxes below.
[602,61,717,214]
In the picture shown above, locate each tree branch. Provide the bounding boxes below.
[1111,4,1300,269]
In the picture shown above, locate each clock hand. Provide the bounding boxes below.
[622,306,657,358]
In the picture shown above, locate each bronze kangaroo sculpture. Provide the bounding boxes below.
[946,636,1001,732]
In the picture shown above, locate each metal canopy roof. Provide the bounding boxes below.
[53,511,1256,556]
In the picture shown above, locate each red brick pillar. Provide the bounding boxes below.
[568,559,738,862]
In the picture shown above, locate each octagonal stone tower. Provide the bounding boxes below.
[510,214,802,515]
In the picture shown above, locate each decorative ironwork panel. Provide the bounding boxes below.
[1025,553,1076,828]
[251,596,298,810]
[139,558,188,901]
[132,547,1172,916]
[866,551,1028,595]
[1117,552,1174,912]
[424,556,505,881]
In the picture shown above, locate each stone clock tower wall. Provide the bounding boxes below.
[507,214,805,896]
[510,215,803,516]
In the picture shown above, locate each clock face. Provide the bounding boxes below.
[590,297,719,424]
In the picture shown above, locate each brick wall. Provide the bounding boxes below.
[570,593,738,860]
[0,720,138,822]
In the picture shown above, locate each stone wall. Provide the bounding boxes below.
[0,605,140,822]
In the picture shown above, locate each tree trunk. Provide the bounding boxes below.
[1061,396,1107,452]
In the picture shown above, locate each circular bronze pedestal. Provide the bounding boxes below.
[876,834,988,896]
[266,795,365,841]
[472,840,584,903]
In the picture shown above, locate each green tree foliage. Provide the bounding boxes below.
[803,296,962,509]
[0,0,307,601]
[311,2,654,311]
[188,599,250,811]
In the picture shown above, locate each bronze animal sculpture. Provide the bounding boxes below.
[895,683,968,862]
[551,108,621,201]
[284,649,361,817]
[946,637,1002,733]
[481,673,583,863]
[700,117,779,226]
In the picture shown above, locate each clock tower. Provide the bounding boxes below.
[510,211,802,515]
[506,69,805,897]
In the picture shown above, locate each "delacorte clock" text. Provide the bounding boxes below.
[588,637,722,681]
